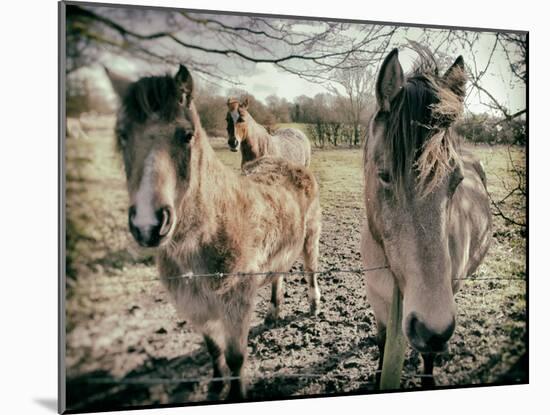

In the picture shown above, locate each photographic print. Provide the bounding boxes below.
[60,1,527,412]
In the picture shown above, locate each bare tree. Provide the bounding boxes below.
[65,3,526,136]
[65,4,397,84]
[419,30,527,123]
[488,147,526,229]
[266,95,292,124]
[329,61,375,146]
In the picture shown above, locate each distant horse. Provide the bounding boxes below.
[106,65,321,400]
[226,97,317,318]
[226,97,311,167]
[361,48,492,387]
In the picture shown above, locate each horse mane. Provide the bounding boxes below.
[118,74,205,153]
[122,75,181,124]
[246,113,276,155]
[386,49,462,197]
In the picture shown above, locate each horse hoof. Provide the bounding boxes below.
[421,377,436,388]
[265,305,280,325]
[308,287,321,317]
[264,314,278,326]
[207,381,225,401]
[309,301,320,316]
[227,386,246,401]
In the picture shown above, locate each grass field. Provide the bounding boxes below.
[64,115,526,411]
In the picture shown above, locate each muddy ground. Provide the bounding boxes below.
[64,115,527,412]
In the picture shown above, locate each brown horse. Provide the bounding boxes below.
[226,97,317,322]
[226,97,311,167]
[106,65,322,400]
[361,48,492,387]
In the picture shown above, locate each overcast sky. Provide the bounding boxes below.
[225,29,525,115]
[85,5,526,116]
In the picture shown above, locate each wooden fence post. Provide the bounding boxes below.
[380,281,406,390]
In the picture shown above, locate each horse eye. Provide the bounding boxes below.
[378,170,391,185]
[175,127,194,143]
[118,132,128,147]
[375,111,388,121]
[449,171,464,195]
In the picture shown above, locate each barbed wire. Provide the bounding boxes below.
[68,258,526,400]
[67,265,525,402]
[67,263,526,330]
[71,266,381,293]
[80,369,434,386]
[69,369,435,410]
[86,372,331,385]
[72,265,526,292]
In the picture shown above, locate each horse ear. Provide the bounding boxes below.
[443,56,467,98]
[376,49,404,112]
[227,97,239,111]
[175,64,194,104]
[103,66,132,100]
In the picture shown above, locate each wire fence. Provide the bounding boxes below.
[69,370,435,411]
[74,265,526,289]
[82,369,435,386]
[68,263,526,401]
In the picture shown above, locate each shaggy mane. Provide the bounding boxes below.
[122,75,180,124]
[386,46,464,197]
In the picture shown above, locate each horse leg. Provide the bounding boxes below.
[305,271,320,316]
[203,334,227,399]
[265,276,284,325]
[304,203,321,316]
[224,292,254,401]
[375,323,387,389]
[421,353,436,388]
[225,328,250,401]
[226,341,246,400]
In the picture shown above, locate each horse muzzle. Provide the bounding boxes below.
[405,312,455,354]
[228,138,240,152]
[128,205,175,247]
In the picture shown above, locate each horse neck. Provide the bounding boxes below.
[243,116,275,159]
[177,132,240,234]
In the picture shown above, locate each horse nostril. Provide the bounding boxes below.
[129,205,136,220]
[128,206,141,240]
[128,205,172,247]
[407,313,455,352]
[128,206,137,229]
[157,206,174,236]
[407,313,423,340]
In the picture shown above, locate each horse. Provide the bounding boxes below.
[226,97,311,167]
[105,64,322,400]
[361,48,492,388]
[225,97,317,322]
